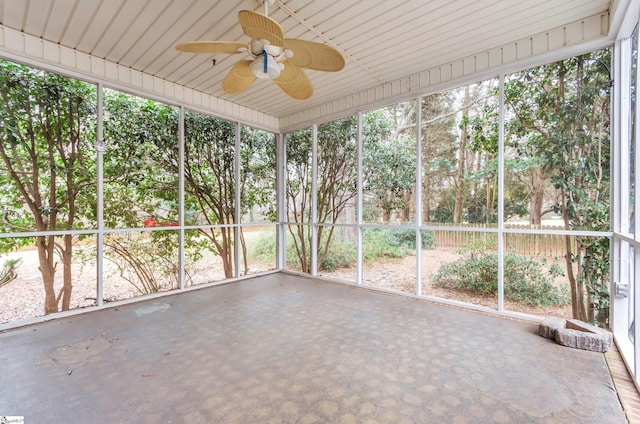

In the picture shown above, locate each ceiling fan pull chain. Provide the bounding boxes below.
[263,49,268,74]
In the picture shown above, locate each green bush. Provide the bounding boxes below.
[247,230,277,263]
[248,227,436,270]
[388,228,437,249]
[247,229,355,271]
[0,257,21,288]
[247,230,301,267]
[363,229,407,261]
[320,239,355,272]
[432,240,568,307]
[362,228,436,262]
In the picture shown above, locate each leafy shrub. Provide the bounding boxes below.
[421,230,437,249]
[363,229,408,261]
[432,239,568,307]
[363,228,436,262]
[0,257,21,288]
[389,228,437,249]
[248,230,277,263]
[249,227,436,270]
[320,239,355,272]
[247,229,355,271]
[247,230,301,267]
[104,231,181,295]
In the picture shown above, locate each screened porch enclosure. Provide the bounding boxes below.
[1,0,640,403]
[0,55,610,325]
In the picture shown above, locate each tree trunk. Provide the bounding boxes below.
[528,167,545,225]
[61,234,73,310]
[453,86,470,224]
[402,191,412,222]
[382,208,391,223]
[422,126,433,223]
[564,235,586,321]
[37,235,58,315]
[222,227,233,278]
[562,194,587,321]
[239,229,249,275]
[423,177,431,223]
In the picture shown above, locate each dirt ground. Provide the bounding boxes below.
[0,246,572,325]
[321,247,573,320]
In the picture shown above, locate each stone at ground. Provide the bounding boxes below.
[555,328,612,352]
[539,317,613,352]
[539,317,566,339]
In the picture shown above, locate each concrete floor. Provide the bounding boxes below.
[0,273,627,423]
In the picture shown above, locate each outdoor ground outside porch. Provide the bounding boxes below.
[0,273,628,423]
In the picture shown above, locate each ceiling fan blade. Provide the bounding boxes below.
[175,41,246,54]
[274,60,313,100]
[284,39,345,72]
[238,10,284,47]
[222,60,257,94]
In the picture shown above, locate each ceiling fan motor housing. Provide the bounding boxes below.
[176,9,345,99]
[251,53,283,79]
[248,40,286,79]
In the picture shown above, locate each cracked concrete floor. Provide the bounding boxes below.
[0,273,627,423]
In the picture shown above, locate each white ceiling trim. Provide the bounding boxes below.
[280,11,611,132]
[0,9,612,134]
[0,24,280,132]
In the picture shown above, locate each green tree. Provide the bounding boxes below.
[363,104,416,223]
[0,60,96,314]
[286,117,358,272]
[103,96,275,288]
[102,90,180,293]
[421,93,457,224]
[285,127,313,271]
[182,111,237,277]
[505,50,611,324]
[424,80,500,224]
[102,90,179,228]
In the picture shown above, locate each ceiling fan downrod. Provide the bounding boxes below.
[261,0,276,16]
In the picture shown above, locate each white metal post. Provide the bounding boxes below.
[311,124,318,275]
[234,122,242,278]
[633,29,640,379]
[96,83,104,307]
[356,112,364,285]
[415,97,423,296]
[497,74,506,312]
[178,106,185,290]
[276,133,287,270]
[612,37,630,337]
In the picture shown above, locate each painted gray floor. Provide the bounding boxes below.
[0,273,626,423]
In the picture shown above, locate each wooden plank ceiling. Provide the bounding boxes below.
[0,0,612,118]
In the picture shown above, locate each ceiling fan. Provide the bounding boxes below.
[175,0,345,100]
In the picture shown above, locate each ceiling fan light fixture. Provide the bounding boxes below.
[176,9,345,99]
[250,54,282,79]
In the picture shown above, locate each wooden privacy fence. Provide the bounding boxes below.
[430,223,579,258]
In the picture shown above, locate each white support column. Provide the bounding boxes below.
[276,133,287,270]
[311,124,318,276]
[96,83,104,307]
[633,29,640,379]
[635,252,640,378]
[497,74,506,312]
[234,122,242,278]
[619,38,631,236]
[178,106,185,290]
[612,37,631,338]
[356,112,364,285]
[415,97,423,296]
